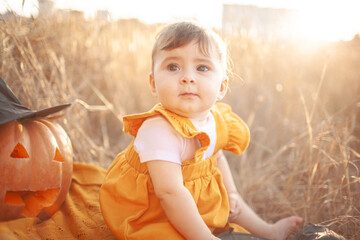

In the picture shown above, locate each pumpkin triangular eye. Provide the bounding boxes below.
[54,148,65,162]
[10,143,29,158]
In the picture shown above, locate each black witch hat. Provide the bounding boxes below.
[0,78,70,125]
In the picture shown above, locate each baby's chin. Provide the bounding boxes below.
[165,106,212,121]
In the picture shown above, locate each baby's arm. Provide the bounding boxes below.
[216,150,242,219]
[216,151,303,240]
[146,160,219,240]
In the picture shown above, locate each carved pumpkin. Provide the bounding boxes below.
[0,118,73,221]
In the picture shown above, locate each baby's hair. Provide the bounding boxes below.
[151,21,229,75]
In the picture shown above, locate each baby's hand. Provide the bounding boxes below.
[270,216,303,240]
[227,192,242,222]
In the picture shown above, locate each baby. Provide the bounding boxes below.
[100,21,303,240]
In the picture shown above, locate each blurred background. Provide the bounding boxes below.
[1,0,359,239]
[2,0,360,42]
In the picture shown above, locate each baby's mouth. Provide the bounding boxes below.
[180,92,198,97]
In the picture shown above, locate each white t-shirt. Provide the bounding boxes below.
[134,114,217,164]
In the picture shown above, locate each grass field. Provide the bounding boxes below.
[1,14,359,239]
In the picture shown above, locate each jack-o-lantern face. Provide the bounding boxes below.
[0,118,73,221]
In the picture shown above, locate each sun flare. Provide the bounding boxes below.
[1,0,359,43]
[294,2,360,42]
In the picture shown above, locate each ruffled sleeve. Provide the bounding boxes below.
[213,103,250,155]
[123,104,163,137]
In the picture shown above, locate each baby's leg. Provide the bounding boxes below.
[270,216,303,240]
[227,196,303,240]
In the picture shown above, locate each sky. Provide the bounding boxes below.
[1,0,360,42]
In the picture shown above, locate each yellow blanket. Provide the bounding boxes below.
[0,162,116,240]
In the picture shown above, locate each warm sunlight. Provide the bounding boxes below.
[54,0,223,28]
[295,1,360,42]
[1,0,359,42]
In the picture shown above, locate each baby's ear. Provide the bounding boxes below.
[149,73,157,96]
[217,76,228,101]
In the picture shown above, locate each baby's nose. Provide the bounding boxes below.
[181,74,195,84]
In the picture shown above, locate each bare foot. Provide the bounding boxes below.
[270,216,303,240]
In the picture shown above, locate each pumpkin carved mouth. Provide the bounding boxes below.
[4,188,60,217]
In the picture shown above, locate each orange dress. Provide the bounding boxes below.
[100,103,250,239]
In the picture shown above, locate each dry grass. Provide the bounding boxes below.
[1,14,359,239]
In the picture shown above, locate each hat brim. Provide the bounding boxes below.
[0,103,71,125]
[0,78,70,125]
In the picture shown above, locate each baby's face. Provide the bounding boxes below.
[150,40,227,120]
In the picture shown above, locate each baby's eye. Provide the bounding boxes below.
[168,64,180,71]
[197,65,209,72]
